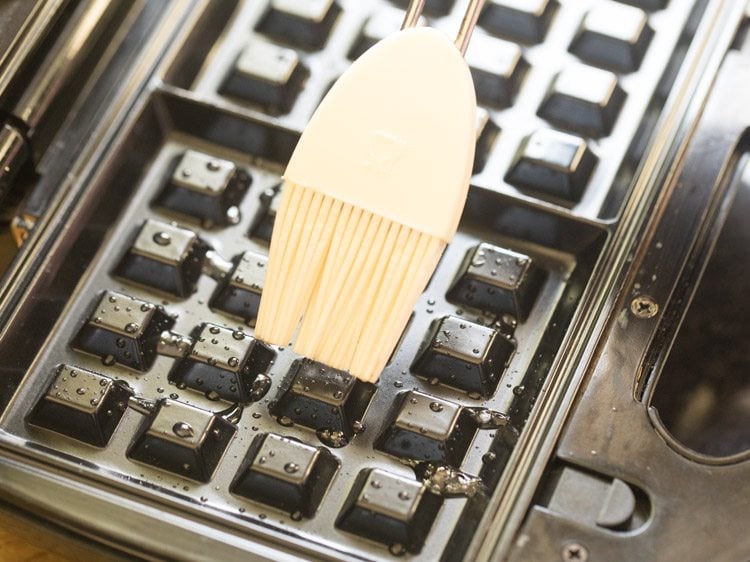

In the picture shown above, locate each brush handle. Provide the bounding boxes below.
[455,0,486,55]
[401,0,426,29]
[401,0,487,56]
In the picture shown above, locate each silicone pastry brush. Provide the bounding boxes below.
[255,0,484,382]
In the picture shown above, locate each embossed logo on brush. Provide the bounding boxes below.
[363,130,407,172]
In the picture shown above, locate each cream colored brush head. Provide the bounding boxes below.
[255,27,477,382]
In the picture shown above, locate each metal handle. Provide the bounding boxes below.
[401,0,425,29]
[401,0,486,56]
[455,0,486,55]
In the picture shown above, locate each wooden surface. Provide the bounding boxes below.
[0,238,66,561]
[0,230,17,273]
[0,527,66,561]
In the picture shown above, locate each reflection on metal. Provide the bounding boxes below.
[0,0,69,101]
[652,163,750,459]
[15,0,118,131]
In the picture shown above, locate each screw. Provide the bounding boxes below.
[561,541,589,562]
[630,295,658,318]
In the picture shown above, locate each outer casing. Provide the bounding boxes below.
[0,1,746,561]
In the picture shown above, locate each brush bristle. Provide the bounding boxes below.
[255,182,445,382]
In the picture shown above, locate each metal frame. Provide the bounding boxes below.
[0,0,745,560]
[498,1,750,560]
